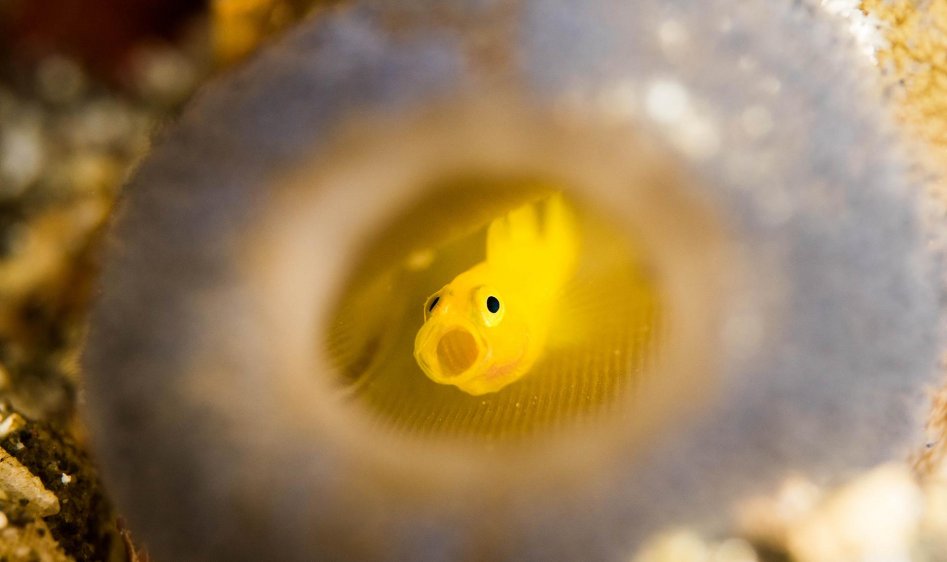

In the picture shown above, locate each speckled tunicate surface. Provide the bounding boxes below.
[82,1,942,560]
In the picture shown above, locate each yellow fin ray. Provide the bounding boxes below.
[486,193,578,293]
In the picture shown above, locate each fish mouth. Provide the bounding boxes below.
[436,328,479,378]
[415,322,486,382]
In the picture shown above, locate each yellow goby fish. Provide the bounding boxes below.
[414,193,579,395]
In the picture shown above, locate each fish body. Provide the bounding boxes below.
[414,193,578,395]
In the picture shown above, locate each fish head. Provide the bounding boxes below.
[414,268,534,395]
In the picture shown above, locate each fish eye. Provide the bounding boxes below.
[423,293,442,320]
[475,287,504,326]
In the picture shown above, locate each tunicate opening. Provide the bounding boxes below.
[324,174,662,443]
[252,108,733,495]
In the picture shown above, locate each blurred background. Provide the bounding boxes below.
[0,3,326,560]
[0,1,945,561]
[0,0,337,426]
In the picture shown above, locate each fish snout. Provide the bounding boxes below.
[436,328,480,378]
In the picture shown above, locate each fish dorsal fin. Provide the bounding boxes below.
[486,193,579,294]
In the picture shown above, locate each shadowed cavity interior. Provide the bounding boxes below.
[324,176,661,442]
